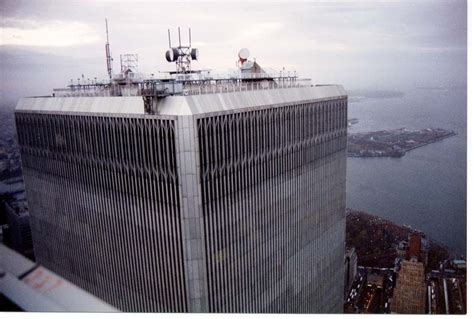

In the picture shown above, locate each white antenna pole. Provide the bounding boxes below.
[189,28,191,47]
[178,27,182,47]
[105,18,113,81]
[168,29,171,48]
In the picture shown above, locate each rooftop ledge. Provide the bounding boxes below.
[16,84,347,117]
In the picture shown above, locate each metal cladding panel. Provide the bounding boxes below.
[155,96,191,116]
[157,85,347,116]
[183,85,347,115]
[15,113,188,312]
[196,97,348,313]
[15,85,346,117]
[16,96,145,114]
[175,115,209,312]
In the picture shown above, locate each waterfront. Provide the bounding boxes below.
[348,127,456,158]
[346,87,467,255]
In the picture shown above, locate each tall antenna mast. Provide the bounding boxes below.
[105,18,113,81]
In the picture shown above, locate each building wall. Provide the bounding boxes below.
[16,92,347,313]
[175,114,210,312]
[344,248,358,298]
[4,201,33,256]
[391,260,426,314]
[195,98,347,312]
[15,112,188,312]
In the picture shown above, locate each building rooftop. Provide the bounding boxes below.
[15,24,347,116]
[17,84,347,116]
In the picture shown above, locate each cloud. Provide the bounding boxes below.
[0,18,100,47]
[0,0,467,99]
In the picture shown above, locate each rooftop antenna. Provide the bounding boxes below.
[188,28,191,47]
[165,27,198,74]
[105,18,113,81]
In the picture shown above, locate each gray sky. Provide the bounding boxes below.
[0,0,467,105]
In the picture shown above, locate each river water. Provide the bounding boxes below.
[346,87,467,255]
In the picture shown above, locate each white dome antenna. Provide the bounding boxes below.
[238,48,250,63]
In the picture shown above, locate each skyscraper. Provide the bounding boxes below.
[14,38,347,312]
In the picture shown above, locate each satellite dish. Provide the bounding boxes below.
[238,48,250,61]
[165,48,179,62]
[241,60,254,70]
[191,48,199,61]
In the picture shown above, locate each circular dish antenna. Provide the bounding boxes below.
[238,48,250,61]
[191,48,199,61]
[165,48,179,62]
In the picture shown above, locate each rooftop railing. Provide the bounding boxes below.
[52,74,312,98]
[183,78,311,96]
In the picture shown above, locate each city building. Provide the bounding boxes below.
[427,259,466,314]
[407,234,421,260]
[396,233,428,267]
[14,27,347,313]
[367,273,383,289]
[344,247,358,298]
[451,259,466,270]
[0,177,32,259]
[396,240,409,259]
[1,199,33,258]
[391,235,426,314]
[391,259,426,313]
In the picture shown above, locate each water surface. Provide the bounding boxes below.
[346,88,467,255]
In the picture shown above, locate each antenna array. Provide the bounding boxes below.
[165,27,198,74]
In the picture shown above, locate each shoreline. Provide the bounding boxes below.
[348,131,456,158]
[346,208,453,270]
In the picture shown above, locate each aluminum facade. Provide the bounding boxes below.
[16,85,346,116]
[15,86,347,313]
[15,113,187,312]
[196,99,347,313]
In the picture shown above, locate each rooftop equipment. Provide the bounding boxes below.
[51,20,310,109]
[105,19,113,81]
[165,27,199,74]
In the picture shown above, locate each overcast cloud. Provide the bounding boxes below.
[0,0,467,106]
